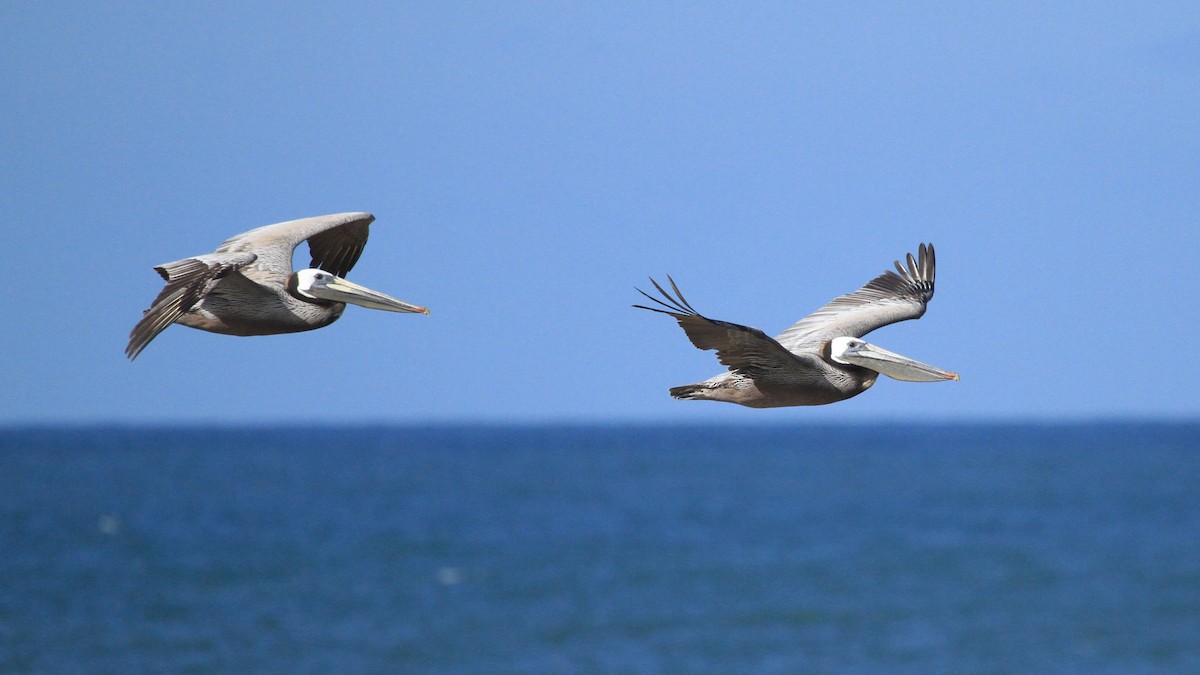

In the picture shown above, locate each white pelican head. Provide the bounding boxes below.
[294,269,429,314]
[830,336,958,382]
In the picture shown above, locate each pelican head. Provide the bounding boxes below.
[294,269,429,314]
[830,336,958,382]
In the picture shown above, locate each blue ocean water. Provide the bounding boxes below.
[1,423,1197,673]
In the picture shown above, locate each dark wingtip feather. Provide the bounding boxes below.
[634,276,699,317]
[665,274,700,314]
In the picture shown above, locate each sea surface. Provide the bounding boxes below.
[1,422,1197,673]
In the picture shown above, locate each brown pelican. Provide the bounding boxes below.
[634,243,958,407]
[126,212,428,360]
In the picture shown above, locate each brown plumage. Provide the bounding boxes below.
[634,243,957,407]
[127,212,427,360]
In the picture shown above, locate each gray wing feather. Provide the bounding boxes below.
[775,243,936,350]
[125,252,257,360]
[215,212,374,277]
[634,276,808,380]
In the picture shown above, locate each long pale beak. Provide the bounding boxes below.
[316,277,429,314]
[841,341,958,382]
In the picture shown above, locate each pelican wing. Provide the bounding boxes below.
[215,212,374,277]
[775,243,936,350]
[125,252,257,360]
[635,276,807,380]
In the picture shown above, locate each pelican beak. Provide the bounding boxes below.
[318,276,429,314]
[841,341,958,382]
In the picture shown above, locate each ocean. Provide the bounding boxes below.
[1,423,1197,673]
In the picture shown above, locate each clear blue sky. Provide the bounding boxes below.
[3,2,1198,424]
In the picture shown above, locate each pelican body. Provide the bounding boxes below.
[635,243,957,407]
[127,212,427,360]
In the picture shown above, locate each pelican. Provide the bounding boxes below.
[634,243,957,407]
[126,212,428,360]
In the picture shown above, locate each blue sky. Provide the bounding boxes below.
[3,2,1198,424]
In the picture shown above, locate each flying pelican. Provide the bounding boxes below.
[126,212,428,360]
[634,243,957,407]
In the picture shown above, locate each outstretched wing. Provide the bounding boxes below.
[125,252,257,360]
[216,212,374,278]
[775,243,937,350]
[634,276,809,380]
